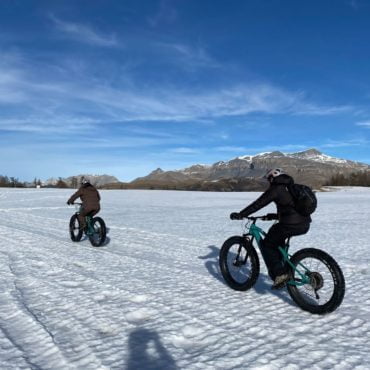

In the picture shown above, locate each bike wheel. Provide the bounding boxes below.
[69,214,83,242]
[88,217,106,247]
[287,248,345,314]
[219,236,260,291]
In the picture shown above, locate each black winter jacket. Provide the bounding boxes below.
[240,174,311,225]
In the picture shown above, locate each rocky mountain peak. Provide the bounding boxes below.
[302,148,322,155]
[293,148,322,157]
[150,168,164,175]
[266,151,285,157]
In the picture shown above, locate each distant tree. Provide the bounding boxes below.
[56,177,68,188]
[0,176,8,187]
[71,176,78,188]
[9,177,16,187]
[327,171,370,187]
[0,175,24,188]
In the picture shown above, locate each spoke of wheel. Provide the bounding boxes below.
[296,256,334,306]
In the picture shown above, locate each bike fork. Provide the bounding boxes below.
[233,239,250,267]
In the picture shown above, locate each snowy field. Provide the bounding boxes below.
[0,187,369,370]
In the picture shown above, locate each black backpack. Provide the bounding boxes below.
[287,183,317,216]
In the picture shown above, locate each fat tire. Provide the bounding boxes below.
[88,217,106,247]
[219,236,260,291]
[287,248,345,314]
[69,214,83,242]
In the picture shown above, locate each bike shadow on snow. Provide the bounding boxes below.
[198,245,226,285]
[253,273,296,307]
[199,246,296,307]
[100,227,111,246]
[80,235,111,247]
[126,328,178,370]
[101,235,111,246]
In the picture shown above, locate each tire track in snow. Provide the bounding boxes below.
[0,223,289,367]
[1,189,370,369]
[1,221,368,369]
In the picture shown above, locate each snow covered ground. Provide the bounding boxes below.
[0,187,369,369]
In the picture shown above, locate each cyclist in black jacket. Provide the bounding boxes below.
[230,168,311,289]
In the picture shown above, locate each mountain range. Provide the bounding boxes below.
[44,174,120,188]
[118,149,370,191]
[41,149,369,191]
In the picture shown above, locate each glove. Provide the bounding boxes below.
[264,213,278,221]
[230,212,243,220]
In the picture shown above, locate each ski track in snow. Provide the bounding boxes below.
[0,188,369,369]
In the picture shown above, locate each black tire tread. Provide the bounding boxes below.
[219,236,260,291]
[88,217,106,247]
[287,248,345,314]
[69,214,83,242]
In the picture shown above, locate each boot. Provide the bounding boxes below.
[271,273,289,290]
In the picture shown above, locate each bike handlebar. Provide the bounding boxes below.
[246,215,268,222]
[234,214,278,222]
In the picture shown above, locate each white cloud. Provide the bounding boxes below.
[0,117,99,133]
[70,83,350,122]
[50,15,118,47]
[356,121,370,127]
[320,138,370,148]
[170,147,200,154]
[147,0,178,27]
[157,42,220,69]
[216,146,249,152]
[0,54,354,134]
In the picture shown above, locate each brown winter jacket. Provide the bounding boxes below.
[68,184,101,208]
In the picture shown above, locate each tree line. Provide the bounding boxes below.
[0,176,78,188]
[325,171,370,187]
[0,176,25,187]
[1,172,369,189]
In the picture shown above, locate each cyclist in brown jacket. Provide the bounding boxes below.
[67,178,101,230]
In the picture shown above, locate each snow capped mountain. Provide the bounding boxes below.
[131,149,370,190]
[287,149,349,164]
[236,148,359,166]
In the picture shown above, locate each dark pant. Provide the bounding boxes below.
[261,222,310,280]
[78,205,100,228]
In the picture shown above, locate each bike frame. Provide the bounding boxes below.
[75,205,95,236]
[245,221,310,286]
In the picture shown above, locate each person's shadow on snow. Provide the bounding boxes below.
[126,328,178,370]
[198,245,225,284]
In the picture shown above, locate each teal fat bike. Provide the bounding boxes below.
[219,215,345,314]
[69,202,106,247]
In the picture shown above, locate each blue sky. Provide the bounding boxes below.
[1,0,370,182]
